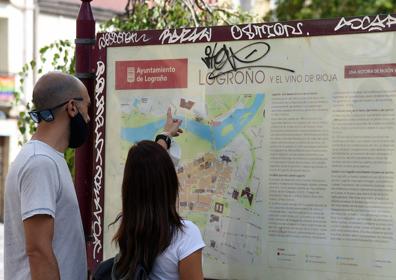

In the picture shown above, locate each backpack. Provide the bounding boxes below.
[93,257,149,280]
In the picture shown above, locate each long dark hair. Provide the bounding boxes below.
[112,140,183,278]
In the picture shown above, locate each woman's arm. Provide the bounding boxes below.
[179,249,204,280]
[156,107,183,150]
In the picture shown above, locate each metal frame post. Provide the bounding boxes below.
[75,0,96,273]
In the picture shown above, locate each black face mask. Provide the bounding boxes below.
[69,112,88,148]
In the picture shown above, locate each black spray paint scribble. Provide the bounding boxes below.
[201,42,294,79]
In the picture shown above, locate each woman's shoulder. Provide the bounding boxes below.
[172,219,204,242]
[181,219,198,228]
[180,220,201,235]
[174,220,205,260]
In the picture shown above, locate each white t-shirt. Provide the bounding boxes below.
[4,140,87,280]
[149,220,205,280]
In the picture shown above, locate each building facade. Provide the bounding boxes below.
[0,0,123,221]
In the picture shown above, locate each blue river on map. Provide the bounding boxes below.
[121,94,265,151]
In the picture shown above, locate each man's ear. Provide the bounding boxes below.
[66,100,78,118]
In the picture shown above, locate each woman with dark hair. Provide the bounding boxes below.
[110,110,205,280]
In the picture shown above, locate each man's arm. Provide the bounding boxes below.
[23,214,60,280]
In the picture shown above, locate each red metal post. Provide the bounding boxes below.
[75,0,96,273]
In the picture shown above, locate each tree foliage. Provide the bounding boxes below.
[13,40,76,172]
[266,0,396,21]
[15,40,75,145]
[101,0,253,31]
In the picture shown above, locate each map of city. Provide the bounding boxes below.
[119,93,266,266]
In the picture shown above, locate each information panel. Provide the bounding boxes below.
[92,15,396,279]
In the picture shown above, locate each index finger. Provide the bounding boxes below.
[167,107,172,121]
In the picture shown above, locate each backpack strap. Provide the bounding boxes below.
[93,257,115,280]
[133,263,149,280]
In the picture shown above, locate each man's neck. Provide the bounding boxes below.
[31,125,69,153]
